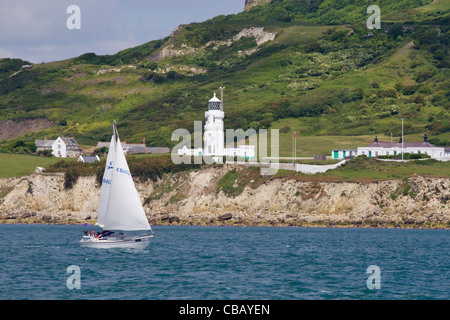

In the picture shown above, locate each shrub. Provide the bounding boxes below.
[401,153,431,160]
[64,168,79,190]
[304,41,324,53]
[366,94,377,103]
[38,150,53,157]
[414,95,425,104]
[280,126,291,134]
[93,147,108,156]
[166,71,184,80]
[216,169,240,196]
[368,81,379,88]
[416,71,433,83]
[402,85,418,96]
[380,88,397,98]
[139,71,166,83]
[153,73,166,84]
[427,138,448,147]
[141,62,158,70]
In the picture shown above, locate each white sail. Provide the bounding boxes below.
[96,135,116,228]
[103,137,151,231]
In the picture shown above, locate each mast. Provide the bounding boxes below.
[102,128,151,231]
[97,121,118,228]
[113,120,118,142]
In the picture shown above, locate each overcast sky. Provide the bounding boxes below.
[0,0,244,63]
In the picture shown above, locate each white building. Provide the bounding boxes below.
[204,93,225,158]
[179,92,256,163]
[356,135,449,160]
[178,146,203,157]
[35,136,81,158]
[331,149,357,160]
[35,137,66,158]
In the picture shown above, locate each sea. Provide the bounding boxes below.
[0,225,448,301]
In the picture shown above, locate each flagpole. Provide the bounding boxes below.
[402,118,404,161]
[292,134,294,167]
[292,132,297,167]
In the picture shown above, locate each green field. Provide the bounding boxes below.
[0,153,68,178]
[315,157,450,181]
[0,149,448,185]
[252,128,435,158]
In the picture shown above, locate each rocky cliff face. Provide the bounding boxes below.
[0,166,449,228]
[245,0,271,11]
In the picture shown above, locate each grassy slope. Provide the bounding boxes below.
[0,0,448,160]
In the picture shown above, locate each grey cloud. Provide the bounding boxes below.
[0,0,243,63]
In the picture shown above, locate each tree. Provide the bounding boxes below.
[249,121,261,130]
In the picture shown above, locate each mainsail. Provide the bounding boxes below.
[96,135,116,228]
[102,137,151,231]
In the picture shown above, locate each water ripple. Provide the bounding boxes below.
[0,225,448,300]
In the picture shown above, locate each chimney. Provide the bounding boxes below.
[374,136,378,143]
[399,137,403,143]
[424,134,428,143]
[143,137,146,146]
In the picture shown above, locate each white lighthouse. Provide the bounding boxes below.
[178,90,256,164]
[204,93,224,157]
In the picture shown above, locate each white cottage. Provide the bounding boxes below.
[357,135,449,160]
[331,149,357,160]
[35,137,66,157]
[35,136,81,158]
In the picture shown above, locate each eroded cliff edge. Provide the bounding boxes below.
[0,166,449,228]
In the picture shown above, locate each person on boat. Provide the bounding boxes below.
[98,230,113,238]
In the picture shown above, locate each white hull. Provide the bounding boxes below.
[80,234,153,249]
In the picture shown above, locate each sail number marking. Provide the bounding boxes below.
[116,167,131,176]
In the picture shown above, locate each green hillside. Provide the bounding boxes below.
[0,0,449,157]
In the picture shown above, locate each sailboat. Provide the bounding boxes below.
[80,122,154,249]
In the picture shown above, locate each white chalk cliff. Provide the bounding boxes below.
[0,166,449,228]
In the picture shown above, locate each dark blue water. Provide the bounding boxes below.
[0,225,448,300]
